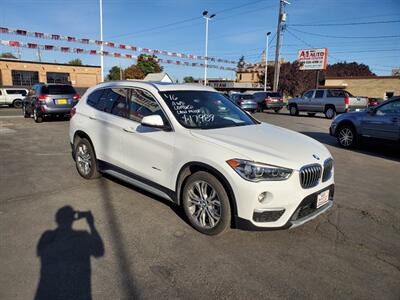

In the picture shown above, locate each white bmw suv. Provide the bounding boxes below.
[69,81,334,235]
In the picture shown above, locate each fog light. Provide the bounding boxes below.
[258,192,267,203]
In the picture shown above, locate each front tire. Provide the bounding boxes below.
[74,138,101,179]
[182,171,231,235]
[336,125,357,148]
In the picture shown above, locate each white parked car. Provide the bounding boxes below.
[69,81,334,235]
[0,87,29,108]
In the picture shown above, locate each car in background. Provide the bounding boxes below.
[0,87,29,108]
[330,96,400,148]
[23,83,80,123]
[230,93,258,112]
[252,91,284,113]
[288,89,368,119]
[367,97,380,108]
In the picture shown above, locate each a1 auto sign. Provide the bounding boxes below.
[297,48,328,70]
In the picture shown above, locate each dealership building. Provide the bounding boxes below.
[0,58,101,88]
[323,76,400,100]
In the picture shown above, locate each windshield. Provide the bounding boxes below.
[160,91,258,129]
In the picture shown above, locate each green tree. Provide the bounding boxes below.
[68,58,83,66]
[183,76,194,83]
[136,54,163,76]
[0,52,17,59]
[124,64,145,80]
[107,66,123,81]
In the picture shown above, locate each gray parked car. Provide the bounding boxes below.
[288,89,368,119]
[330,97,400,148]
[230,93,258,112]
[23,83,80,123]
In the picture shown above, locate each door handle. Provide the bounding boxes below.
[123,127,136,133]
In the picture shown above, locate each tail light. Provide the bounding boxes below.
[344,96,350,106]
[265,97,272,103]
[279,98,283,102]
[73,94,81,100]
[70,107,76,118]
[38,94,48,101]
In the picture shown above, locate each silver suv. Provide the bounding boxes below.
[288,89,368,119]
[23,83,80,122]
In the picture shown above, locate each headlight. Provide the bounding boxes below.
[227,159,292,182]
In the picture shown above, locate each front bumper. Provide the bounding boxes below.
[229,168,334,230]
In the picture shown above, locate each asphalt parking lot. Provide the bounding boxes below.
[1,107,399,299]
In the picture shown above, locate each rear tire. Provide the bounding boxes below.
[325,107,336,119]
[289,105,299,116]
[74,138,101,179]
[336,124,357,148]
[12,99,23,108]
[182,171,231,235]
[33,108,43,123]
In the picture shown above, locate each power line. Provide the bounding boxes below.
[288,27,400,39]
[107,0,267,39]
[288,19,400,27]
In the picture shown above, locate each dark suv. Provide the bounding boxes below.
[252,91,284,113]
[23,83,80,122]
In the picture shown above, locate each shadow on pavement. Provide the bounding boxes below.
[301,131,400,162]
[34,206,104,300]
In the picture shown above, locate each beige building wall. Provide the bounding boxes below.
[325,76,400,99]
[0,59,101,87]
[236,71,260,83]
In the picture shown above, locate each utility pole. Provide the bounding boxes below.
[273,0,290,92]
[119,62,123,80]
[37,47,42,62]
[99,0,104,82]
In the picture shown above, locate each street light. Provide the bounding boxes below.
[202,10,216,86]
[264,31,271,92]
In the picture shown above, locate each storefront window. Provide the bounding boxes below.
[46,72,70,84]
[11,70,39,86]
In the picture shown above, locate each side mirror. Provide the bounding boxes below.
[141,115,165,129]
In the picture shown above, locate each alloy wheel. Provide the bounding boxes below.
[326,108,335,119]
[76,143,92,176]
[338,127,353,147]
[186,180,221,229]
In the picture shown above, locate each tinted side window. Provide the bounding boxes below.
[87,89,104,108]
[96,88,128,116]
[128,88,164,123]
[0,90,2,95]
[303,91,314,98]
[314,90,324,98]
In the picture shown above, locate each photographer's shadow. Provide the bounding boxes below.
[34,206,104,300]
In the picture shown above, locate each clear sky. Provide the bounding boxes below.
[0,0,399,81]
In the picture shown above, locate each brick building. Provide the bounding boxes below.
[0,58,101,88]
